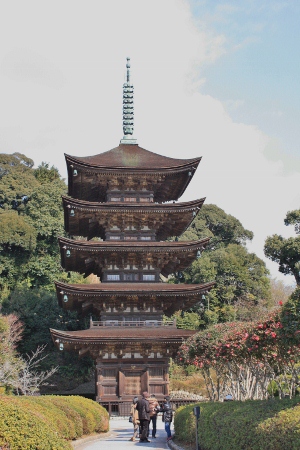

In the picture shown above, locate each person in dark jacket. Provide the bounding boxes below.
[160,396,173,441]
[136,391,151,442]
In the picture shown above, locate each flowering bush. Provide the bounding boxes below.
[178,288,300,400]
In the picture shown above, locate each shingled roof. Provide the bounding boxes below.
[55,280,214,295]
[58,236,209,251]
[65,144,201,171]
[62,196,205,240]
[50,326,196,342]
[55,280,215,315]
[58,236,210,277]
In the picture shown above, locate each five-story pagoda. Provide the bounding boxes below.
[50,58,214,409]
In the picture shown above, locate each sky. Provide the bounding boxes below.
[0,0,299,285]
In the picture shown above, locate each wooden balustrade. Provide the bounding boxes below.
[90,319,176,328]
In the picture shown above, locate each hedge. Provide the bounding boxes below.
[174,398,300,450]
[0,395,109,450]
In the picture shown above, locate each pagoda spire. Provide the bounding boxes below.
[120,57,137,144]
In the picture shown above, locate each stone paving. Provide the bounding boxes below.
[72,417,179,450]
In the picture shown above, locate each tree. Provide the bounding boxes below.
[178,294,300,401]
[1,287,94,391]
[0,314,24,392]
[173,204,271,325]
[0,153,37,209]
[0,211,36,251]
[12,345,58,396]
[0,156,67,296]
[170,311,201,330]
[186,244,270,303]
[269,279,294,308]
[0,314,57,395]
[285,209,300,234]
[180,204,253,247]
[264,209,300,285]
[1,288,82,356]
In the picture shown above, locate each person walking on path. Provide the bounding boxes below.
[136,391,151,442]
[71,416,173,450]
[148,394,159,438]
[159,396,173,441]
[129,396,140,441]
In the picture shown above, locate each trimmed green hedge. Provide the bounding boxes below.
[174,398,300,450]
[0,395,109,450]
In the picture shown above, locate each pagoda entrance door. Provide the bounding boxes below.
[124,371,141,396]
[119,368,148,398]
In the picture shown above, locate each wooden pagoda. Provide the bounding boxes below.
[50,58,214,409]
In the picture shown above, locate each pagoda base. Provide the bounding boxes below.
[95,358,169,403]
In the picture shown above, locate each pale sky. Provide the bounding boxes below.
[0,0,299,284]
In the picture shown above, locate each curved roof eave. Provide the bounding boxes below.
[58,236,210,251]
[62,196,206,212]
[55,280,215,296]
[50,327,196,342]
[65,145,202,173]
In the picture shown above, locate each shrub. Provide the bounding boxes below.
[174,398,300,450]
[0,395,109,449]
[63,396,109,434]
[62,396,98,434]
[0,397,71,450]
[17,396,79,440]
[44,396,83,438]
[173,403,198,445]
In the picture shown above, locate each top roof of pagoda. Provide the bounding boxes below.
[65,144,201,172]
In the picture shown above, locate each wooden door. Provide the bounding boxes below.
[122,371,142,396]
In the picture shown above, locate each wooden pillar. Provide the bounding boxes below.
[141,369,149,393]
[118,370,125,397]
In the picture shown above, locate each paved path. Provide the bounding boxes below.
[72,418,176,450]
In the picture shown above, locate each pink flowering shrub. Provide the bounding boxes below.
[178,288,300,400]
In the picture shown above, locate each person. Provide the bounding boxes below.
[129,396,140,441]
[136,391,151,442]
[160,395,173,441]
[148,393,159,438]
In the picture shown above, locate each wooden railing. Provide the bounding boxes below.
[90,319,176,328]
[99,399,201,417]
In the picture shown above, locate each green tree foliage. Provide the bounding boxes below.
[279,287,300,343]
[284,209,300,234]
[0,210,36,251]
[0,154,93,383]
[0,154,67,296]
[180,203,253,246]
[1,288,94,389]
[34,162,61,184]
[264,209,300,285]
[171,311,201,330]
[0,153,38,212]
[1,289,81,355]
[175,204,270,325]
[25,180,66,256]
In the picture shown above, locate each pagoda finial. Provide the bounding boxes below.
[126,56,131,83]
[120,57,137,145]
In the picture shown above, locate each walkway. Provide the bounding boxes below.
[72,417,177,450]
